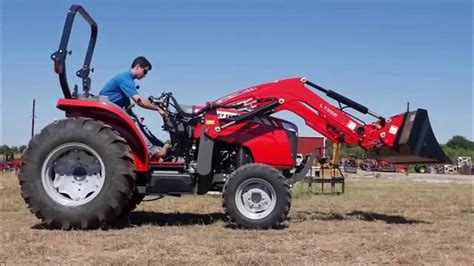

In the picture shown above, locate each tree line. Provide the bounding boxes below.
[327,135,473,162]
[0,145,28,155]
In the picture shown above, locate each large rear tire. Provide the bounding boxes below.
[120,173,147,216]
[121,191,146,216]
[19,118,135,229]
[223,164,291,229]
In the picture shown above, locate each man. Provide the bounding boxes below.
[99,56,170,159]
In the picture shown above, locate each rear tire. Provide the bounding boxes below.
[223,164,291,229]
[121,191,145,215]
[19,118,135,229]
[120,174,147,216]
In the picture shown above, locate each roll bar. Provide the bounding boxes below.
[51,4,98,99]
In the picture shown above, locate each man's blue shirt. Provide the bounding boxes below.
[99,71,138,108]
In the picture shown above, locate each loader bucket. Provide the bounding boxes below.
[367,109,451,165]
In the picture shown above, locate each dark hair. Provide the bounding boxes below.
[131,56,152,70]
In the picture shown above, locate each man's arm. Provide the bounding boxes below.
[131,95,167,117]
[119,80,167,118]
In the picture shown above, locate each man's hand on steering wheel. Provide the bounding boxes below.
[158,108,168,120]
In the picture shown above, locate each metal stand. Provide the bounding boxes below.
[305,143,345,195]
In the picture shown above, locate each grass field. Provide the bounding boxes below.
[1,171,472,264]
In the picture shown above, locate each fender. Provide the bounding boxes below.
[56,98,149,172]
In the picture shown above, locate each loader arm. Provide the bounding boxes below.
[209,77,449,164]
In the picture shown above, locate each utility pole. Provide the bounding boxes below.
[31,99,36,138]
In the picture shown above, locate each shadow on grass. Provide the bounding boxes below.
[113,211,227,228]
[291,210,430,225]
[346,211,430,224]
[290,211,346,222]
[31,212,227,230]
[116,211,288,230]
[32,211,289,230]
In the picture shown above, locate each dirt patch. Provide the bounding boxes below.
[1,172,472,264]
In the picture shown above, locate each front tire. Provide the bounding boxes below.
[223,164,291,229]
[19,118,135,229]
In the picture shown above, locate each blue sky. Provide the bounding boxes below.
[1,0,472,146]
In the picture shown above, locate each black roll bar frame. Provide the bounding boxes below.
[51,4,98,99]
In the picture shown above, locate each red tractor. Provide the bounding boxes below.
[360,158,396,172]
[377,160,396,172]
[1,152,21,173]
[19,5,450,229]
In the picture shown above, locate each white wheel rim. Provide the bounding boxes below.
[41,142,106,207]
[234,178,277,220]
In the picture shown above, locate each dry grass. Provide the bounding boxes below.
[1,171,472,265]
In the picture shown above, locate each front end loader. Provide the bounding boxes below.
[18,5,449,230]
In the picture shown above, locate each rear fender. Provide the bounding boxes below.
[56,98,149,171]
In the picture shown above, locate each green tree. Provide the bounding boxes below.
[340,143,366,159]
[19,145,27,153]
[10,146,19,154]
[0,145,11,154]
[442,135,474,162]
[445,135,474,150]
[325,139,367,159]
[325,138,333,157]
[442,146,474,162]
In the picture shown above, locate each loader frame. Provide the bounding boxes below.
[51,4,450,175]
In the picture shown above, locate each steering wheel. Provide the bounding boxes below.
[149,92,179,118]
[159,92,172,108]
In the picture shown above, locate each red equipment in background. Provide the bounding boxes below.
[297,136,325,158]
[1,152,21,172]
[361,158,396,172]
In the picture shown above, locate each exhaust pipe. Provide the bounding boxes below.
[367,109,451,165]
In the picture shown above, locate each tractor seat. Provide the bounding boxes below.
[178,104,199,115]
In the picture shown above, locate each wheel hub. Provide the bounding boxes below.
[243,187,271,212]
[235,178,277,219]
[41,143,105,206]
[72,166,88,181]
[251,192,262,203]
